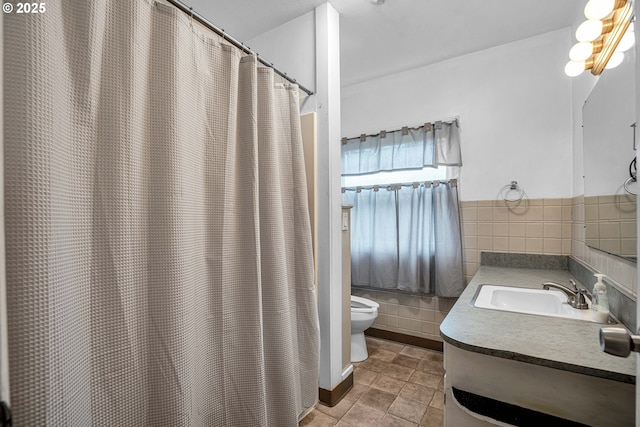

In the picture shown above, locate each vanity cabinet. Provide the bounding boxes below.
[444,343,633,426]
[440,266,635,426]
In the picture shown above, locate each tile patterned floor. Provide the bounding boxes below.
[300,337,445,427]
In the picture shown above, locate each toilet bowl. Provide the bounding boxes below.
[350,295,379,362]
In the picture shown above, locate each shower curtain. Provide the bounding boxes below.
[4,1,319,425]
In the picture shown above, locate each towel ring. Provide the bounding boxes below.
[500,181,525,202]
[624,157,637,196]
[624,177,637,196]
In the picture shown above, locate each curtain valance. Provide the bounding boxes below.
[341,120,462,176]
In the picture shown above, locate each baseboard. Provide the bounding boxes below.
[318,371,353,407]
[365,328,443,352]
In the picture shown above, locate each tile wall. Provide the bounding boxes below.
[583,195,636,259]
[459,198,573,284]
[572,195,637,297]
[352,287,455,343]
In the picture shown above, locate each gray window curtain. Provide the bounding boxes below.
[343,182,464,297]
[341,120,462,176]
[4,2,319,426]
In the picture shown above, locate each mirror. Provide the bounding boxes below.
[583,48,637,261]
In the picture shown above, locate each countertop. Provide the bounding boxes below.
[439,266,636,384]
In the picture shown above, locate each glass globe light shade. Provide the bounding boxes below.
[565,60,586,77]
[576,20,604,42]
[584,0,615,20]
[605,51,625,69]
[615,24,635,52]
[569,42,594,61]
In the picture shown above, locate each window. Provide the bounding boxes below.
[341,121,464,297]
[342,165,455,188]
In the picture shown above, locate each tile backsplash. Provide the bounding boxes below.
[460,198,573,285]
[461,196,635,297]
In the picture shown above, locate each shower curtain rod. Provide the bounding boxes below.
[341,178,458,192]
[166,0,315,96]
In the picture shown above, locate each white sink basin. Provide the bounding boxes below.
[471,284,607,322]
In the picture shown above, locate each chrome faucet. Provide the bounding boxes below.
[542,279,590,309]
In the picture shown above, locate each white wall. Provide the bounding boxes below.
[570,65,598,196]
[314,2,345,391]
[247,10,316,94]
[342,29,573,201]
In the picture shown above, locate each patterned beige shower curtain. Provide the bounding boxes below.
[4,1,319,425]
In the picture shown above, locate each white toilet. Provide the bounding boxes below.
[350,295,379,362]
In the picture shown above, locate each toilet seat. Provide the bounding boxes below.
[350,295,379,313]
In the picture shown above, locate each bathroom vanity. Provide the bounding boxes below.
[440,266,635,426]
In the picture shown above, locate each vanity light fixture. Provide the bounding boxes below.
[576,19,608,42]
[564,0,633,76]
[584,0,617,20]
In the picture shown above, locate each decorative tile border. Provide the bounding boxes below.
[480,252,568,270]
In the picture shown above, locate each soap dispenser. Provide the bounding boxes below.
[591,274,610,323]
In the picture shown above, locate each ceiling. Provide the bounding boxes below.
[183,0,580,87]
